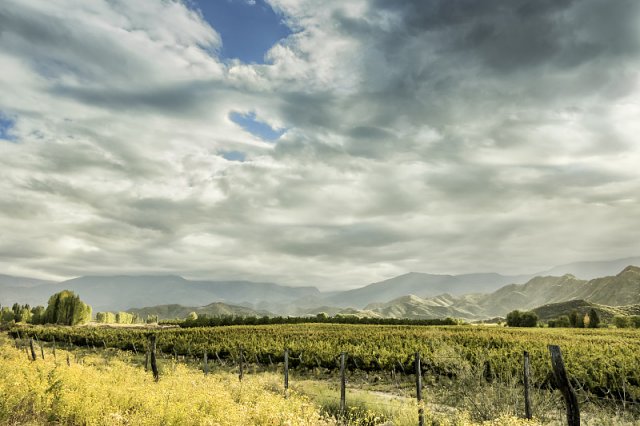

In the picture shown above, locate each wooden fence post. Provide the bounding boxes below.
[415,352,424,426]
[40,341,45,360]
[340,352,346,415]
[145,349,149,371]
[548,345,579,426]
[149,335,159,381]
[284,348,289,398]
[29,338,37,361]
[52,337,56,360]
[238,346,244,381]
[523,351,532,420]
[203,350,209,375]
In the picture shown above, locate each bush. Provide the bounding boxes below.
[613,316,631,328]
[548,315,571,328]
[506,310,537,327]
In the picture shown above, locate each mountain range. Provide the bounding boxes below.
[1,256,639,320]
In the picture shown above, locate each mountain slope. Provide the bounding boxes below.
[1,275,321,313]
[537,257,640,280]
[322,272,529,309]
[361,266,640,320]
[365,294,480,319]
[0,274,55,288]
[128,302,272,320]
[531,299,640,322]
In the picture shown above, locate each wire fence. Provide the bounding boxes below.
[10,334,640,425]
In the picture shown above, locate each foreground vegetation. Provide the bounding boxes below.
[13,324,640,405]
[0,335,330,425]
[0,334,549,425]
[4,324,640,424]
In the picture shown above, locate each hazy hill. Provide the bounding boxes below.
[0,274,55,288]
[2,257,639,320]
[531,299,640,323]
[358,266,640,320]
[365,294,479,320]
[537,257,640,280]
[479,265,640,317]
[322,272,530,309]
[1,275,321,312]
[128,302,272,320]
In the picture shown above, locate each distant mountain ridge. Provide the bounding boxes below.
[321,272,531,309]
[0,274,55,288]
[1,256,639,318]
[537,257,640,280]
[0,274,320,313]
[369,265,640,320]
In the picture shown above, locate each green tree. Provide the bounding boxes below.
[506,310,522,327]
[30,306,46,324]
[1,307,15,323]
[19,307,32,323]
[43,290,92,325]
[187,312,198,321]
[520,311,538,327]
[548,315,571,328]
[613,316,630,328]
[568,310,579,327]
[506,310,537,327]
[588,309,600,328]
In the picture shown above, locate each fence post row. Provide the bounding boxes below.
[415,352,424,426]
[284,348,289,398]
[14,333,592,426]
[523,351,532,420]
[548,345,580,426]
[149,334,159,382]
[238,346,244,381]
[339,352,346,415]
[29,338,37,361]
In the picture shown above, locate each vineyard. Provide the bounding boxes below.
[5,324,640,424]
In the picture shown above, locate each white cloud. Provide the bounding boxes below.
[0,0,639,289]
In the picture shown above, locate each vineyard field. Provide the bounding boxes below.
[12,324,640,404]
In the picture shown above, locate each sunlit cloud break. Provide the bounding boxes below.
[0,0,639,289]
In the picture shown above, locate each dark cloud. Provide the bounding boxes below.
[0,0,639,287]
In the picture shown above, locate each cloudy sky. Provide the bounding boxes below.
[1,0,639,289]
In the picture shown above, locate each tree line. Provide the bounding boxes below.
[1,290,91,326]
[547,309,601,328]
[95,311,158,324]
[169,312,462,328]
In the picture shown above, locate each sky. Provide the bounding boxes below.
[0,0,639,289]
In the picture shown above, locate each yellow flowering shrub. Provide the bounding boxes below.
[0,338,332,425]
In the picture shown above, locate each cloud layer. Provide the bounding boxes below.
[1,0,639,288]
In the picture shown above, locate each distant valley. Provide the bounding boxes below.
[1,256,640,320]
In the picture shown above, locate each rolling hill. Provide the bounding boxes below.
[531,299,640,323]
[128,302,272,320]
[321,272,531,308]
